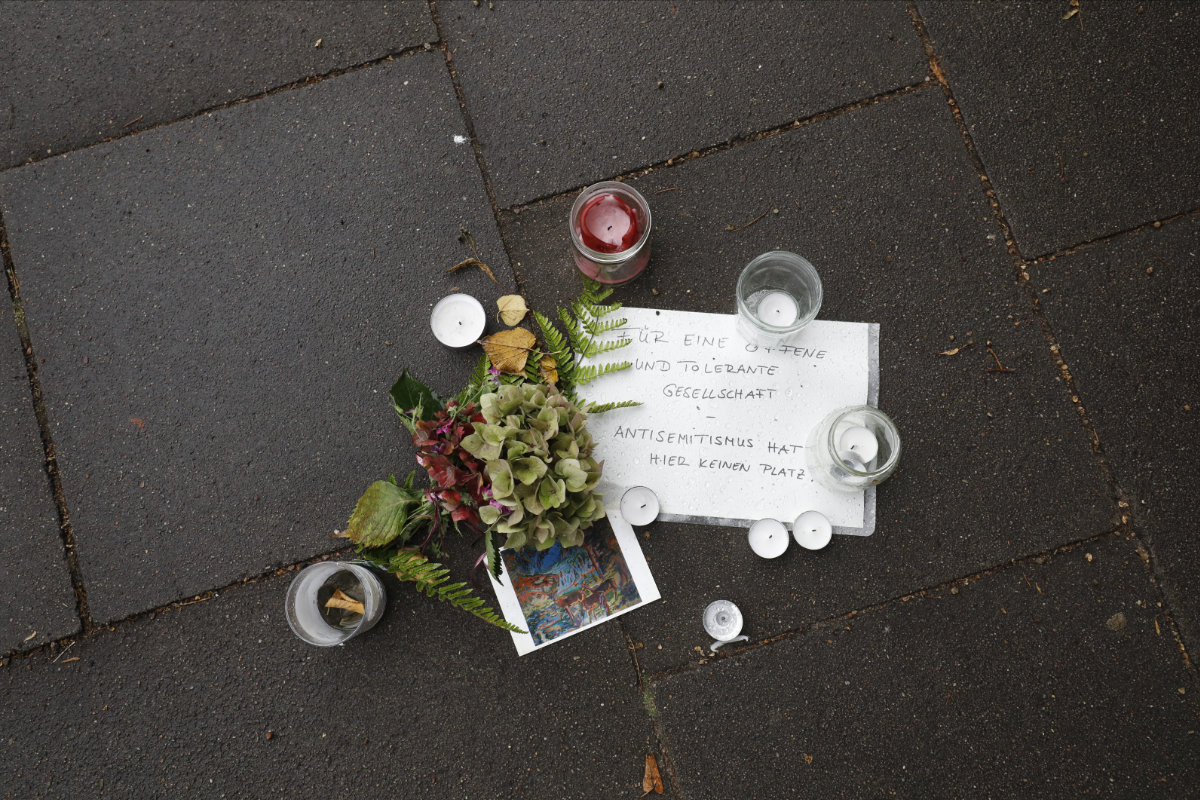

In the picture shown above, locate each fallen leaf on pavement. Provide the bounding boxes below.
[939,347,961,356]
[497,295,528,326]
[482,328,536,374]
[642,753,664,795]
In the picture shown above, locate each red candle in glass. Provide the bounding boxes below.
[569,182,652,284]
[578,193,641,253]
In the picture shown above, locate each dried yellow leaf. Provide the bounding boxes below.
[497,295,528,326]
[324,589,365,615]
[538,354,558,385]
[482,328,536,374]
[939,347,961,356]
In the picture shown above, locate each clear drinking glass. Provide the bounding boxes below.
[285,562,385,646]
[806,406,901,492]
[735,251,823,346]
[569,181,653,284]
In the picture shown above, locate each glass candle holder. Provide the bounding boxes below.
[806,406,901,492]
[569,181,652,284]
[735,251,822,346]
[285,562,385,646]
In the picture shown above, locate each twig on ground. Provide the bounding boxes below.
[986,343,1015,373]
[725,206,770,232]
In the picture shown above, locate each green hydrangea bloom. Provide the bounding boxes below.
[462,384,605,550]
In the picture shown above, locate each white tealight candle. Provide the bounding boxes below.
[430,293,486,348]
[747,518,789,558]
[837,425,879,464]
[792,510,833,550]
[620,486,660,526]
[755,290,799,327]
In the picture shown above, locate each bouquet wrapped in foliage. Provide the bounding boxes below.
[338,280,636,631]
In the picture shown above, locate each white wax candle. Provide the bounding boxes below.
[837,425,879,464]
[620,486,660,526]
[430,293,486,348]
[747,518,789,558]
[792,510,833,550]
[755,291,799,327]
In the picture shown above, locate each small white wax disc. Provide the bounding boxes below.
[703,600,744,641]
[430,293,486,348]
[620,486,660,526]
[837,425,879,464]
[792,510,833,550]
[747,518,789,558]
[756,290,799,327]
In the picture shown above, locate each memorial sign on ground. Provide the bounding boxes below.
[581,308,879,534]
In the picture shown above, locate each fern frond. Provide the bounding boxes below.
[484,530,503,581]
[534,310,568,356]
[585,399,643,414]
[582,315,626,336]
[573,360,633,386]
[581,278,613,305]
[390,550,525,633]
[558,307,590,355]
[524,352,543,384]
[455,354,492,405]
[590,337,632,356]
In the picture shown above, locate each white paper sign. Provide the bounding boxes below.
[580,308,879,532]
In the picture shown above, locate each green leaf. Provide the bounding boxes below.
[573,360,633,386]
[454,354,492,406]
[511,456,548,486]
[484,530,503,582]
[390,369,444,423]
[585,399,642,414]
[344,479,423,549]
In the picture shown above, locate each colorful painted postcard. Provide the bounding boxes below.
[488,510,660,655]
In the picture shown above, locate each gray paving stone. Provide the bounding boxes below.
[0,312,78,654]
[440,0,927,207]
[650,536,1199,799]
[919,1,1200,259]
[506,87,1113,674]
[0,0,436,170]
[0,52,515,624]
[0,566,652,798]
[1031,216,1200,649]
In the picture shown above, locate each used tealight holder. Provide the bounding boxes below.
[430,293,486,348]
[569,181,652,285]
[735,250,823,347]
[285,562,386,647]
[807,406,901,492]
[703,600,749,652]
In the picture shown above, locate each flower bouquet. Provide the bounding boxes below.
[338,279,636,631]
